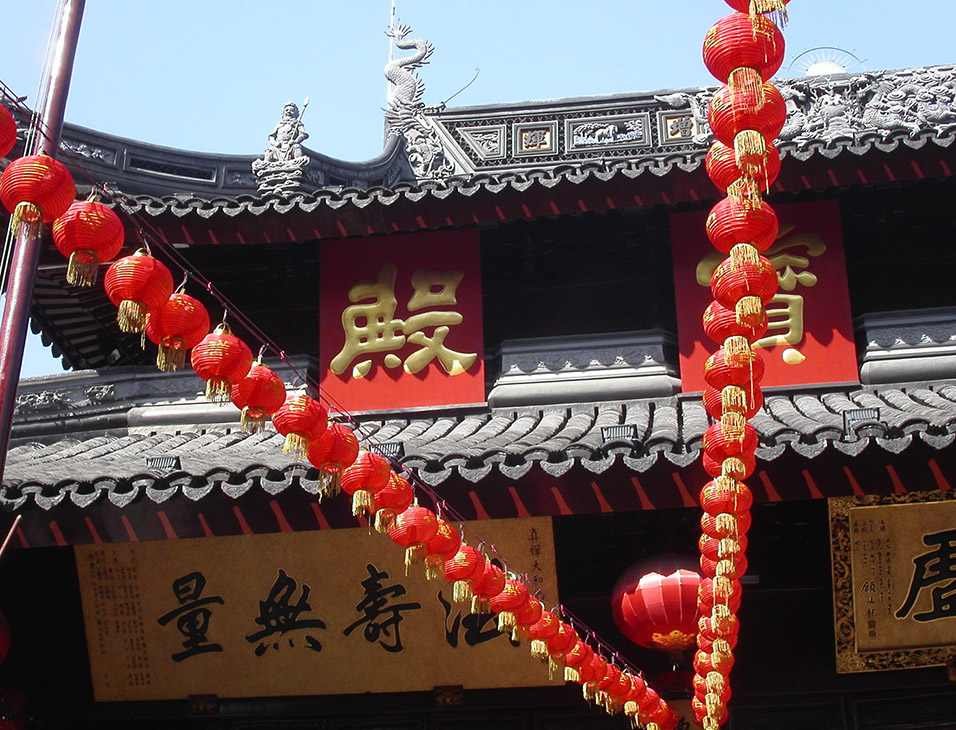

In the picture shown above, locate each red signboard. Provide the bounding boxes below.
[671,199,858,392]
[319,230,485,412]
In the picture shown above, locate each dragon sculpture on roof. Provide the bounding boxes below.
[385,22,453,180]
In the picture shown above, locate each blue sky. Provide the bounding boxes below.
[4,0,956,376]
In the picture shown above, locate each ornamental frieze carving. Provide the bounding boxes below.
[565,114,651,152]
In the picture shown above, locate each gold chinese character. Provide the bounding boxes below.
[695,225,827,365]
[330,264,477,379]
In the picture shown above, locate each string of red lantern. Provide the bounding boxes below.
[694,2,790,729]
[1,86,683,729]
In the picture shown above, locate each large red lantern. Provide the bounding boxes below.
[489,578,530,633]
[0,105,16,158]
[231,361,287,434]
[511,597,543,643]
[703,340,765,391]
[709,82,786,146]
[706,140,781,193]
[145,293,210,372]
[387,505,439,568]
[340,450,392,516]
[271,393,328,458]
[710,247,779,310]
[703,12,785,88]
[700,476,754,516]
[703,300,768,345]
[190,323,254,403]
[104,250,174,333]
[546,622,578,677]
[423,518,461,580]
[702,414,759,462]
[51,199,125,287]
[370,470,414,532]
[528,609,559,660]
[307,423,360,499]
[612,557,702,656]
[0,154,75,224]
[563,640,594,683]
[443,543,486,603]
[703,384,763,420]
[706,195,779,254]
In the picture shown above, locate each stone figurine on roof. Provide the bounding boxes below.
[252,99,311,195]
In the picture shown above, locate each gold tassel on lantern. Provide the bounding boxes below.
[66,249,99,287]
[117,299,148,333]
[721,457,748,480]
[726,177,761,208]
[750,0,788,27]
[157,336,188,373]
[452,579,473,604]
[351,488,375,518]
[547,653,565,679]
[497,610,517,633]
[729,242,760,269]
[735,294,766,329]
[240,406,268,435]
[729,67,765,111]
[564,665,582,683]
[733,129,767,178]
[721,385,748,415]
[10,201,42,230]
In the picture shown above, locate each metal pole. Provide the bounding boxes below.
[0,0,85,481]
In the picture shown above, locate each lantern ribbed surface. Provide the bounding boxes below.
[697,577,743,614]
[705,140,781,193]
[702,12,785,83]
[443,544,486,603]
[0,154,75,223]
[700,552,749,581]
[190,324,254,404]
[711,251,779,308]
[546,621,578,658]
[145,293,210,372]
[489,579,530,613]
[271,393,327,459]
[423,520,461,580]
[0,105,16,158]
[341,450,392,516]
[104,251,174,333]
[706,196,779,254]
[232,362,287,434]
[724,0,789,25]
[703,384,763,420]
[388,506,440,567]
[306,423,359,498]
[703,451,756,480]
[702,418,759,462]
[514,598,543,629]
[703,345,765,390]
[701,511,752,538]
[703,300,768,344]
[709,82,786,145]
[51,199,126,287]
[699,534,749,562]
[371,471,414,532]
[470,561,506,614]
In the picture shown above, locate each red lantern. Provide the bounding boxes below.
[387,505,439,568]
[443,543,486,603]
[698,577,743,613]
[709,82,786,146]
[271,392,327,459]
[694,646,735,675]
[0,154,75,224]
[370,471,414,532]
[703,451,756,480]
[700,551,749,580]
[581,654,608,701]
[612,557,702,655]
[703,341,765,391]
[706,195,779,254]
[104,250,174,333]
[700,476,754,516]
[636,686,661,718]
[699,609,740,642]
[702,414,759,462]
[512,598,543,643]
[423,519,461,580]
[489,578,531,633]
[623,673,649,717]
[307,423,360,499]
[699,534,748,562]
[703,384,763,420]
[546,621,578,677]
[51,199,125,287]
[599,665,632,714]
[702,12,785,84]
[703,300,768,344]
[0,105,16,158]
[470,559,506,615]
[701,511,752,539]
[340,450,392,516]
[145,293,210,372]
[564,639,594,682]
[190,323,254,403]
[706,139,780,192]
[711,247,779,309]
[231,361,287,434]
[528,609,559,660]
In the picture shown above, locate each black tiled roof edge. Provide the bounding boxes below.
[4,383,956,511]
[112,125,955,221]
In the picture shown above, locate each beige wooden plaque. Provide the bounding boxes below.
[76,517,560,701]
[829,492,956,673]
